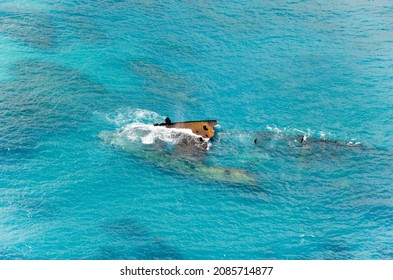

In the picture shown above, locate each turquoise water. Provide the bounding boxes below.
[1,0,392,260]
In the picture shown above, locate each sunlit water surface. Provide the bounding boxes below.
[1,0,392,259]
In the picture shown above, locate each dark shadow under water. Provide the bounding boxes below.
[0,8,56,50]
[0,60,119,154]
[98,218,182,260]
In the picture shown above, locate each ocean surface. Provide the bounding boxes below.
[1,0,392,260]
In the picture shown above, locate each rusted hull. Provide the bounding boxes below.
[155,120,218,139]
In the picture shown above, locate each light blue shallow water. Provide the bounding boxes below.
[1,0,392,259]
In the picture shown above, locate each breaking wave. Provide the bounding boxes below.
[99,108,211,150]
[114,122,203,146]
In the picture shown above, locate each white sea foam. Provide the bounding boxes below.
[100,108,212,151]
[105,121,210,153]
[121,122,200,144]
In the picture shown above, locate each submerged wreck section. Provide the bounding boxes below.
[99,120,256,187]
[253,131,363,156]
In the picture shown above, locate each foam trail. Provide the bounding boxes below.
[103,108,164,127]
